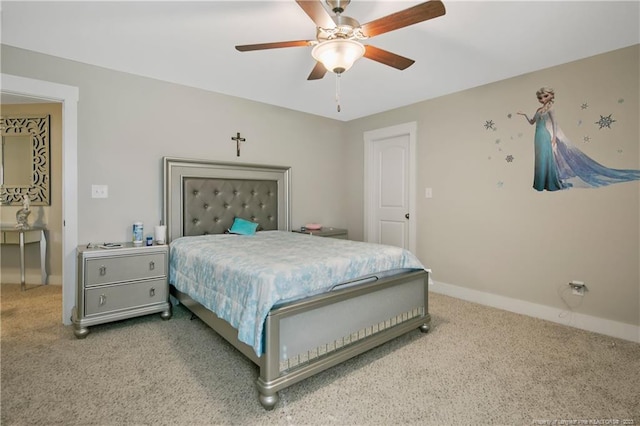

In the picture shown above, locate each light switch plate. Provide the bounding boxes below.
[425,188,433,199]
[92,184,108,198]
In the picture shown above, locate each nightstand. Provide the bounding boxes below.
[293,227,348,239]
[72,243,172,338]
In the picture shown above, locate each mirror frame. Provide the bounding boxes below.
[0,114,51,205]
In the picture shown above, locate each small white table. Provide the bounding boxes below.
[0,226,47,291]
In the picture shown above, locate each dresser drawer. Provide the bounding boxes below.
[84,278,167,316]
[84,252,166,287]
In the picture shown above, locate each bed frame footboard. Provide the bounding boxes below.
[171,269,429,409]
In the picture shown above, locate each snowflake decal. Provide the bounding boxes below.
[583,136,591,143]
[484,120,496,130]
[595,114,616,129]
[581,103,589,110]
[505,155,514,163]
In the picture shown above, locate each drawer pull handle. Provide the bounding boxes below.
[99,266,107,276]
[149,261,155,271]
[99,294,107,306]
[149,287,155,297]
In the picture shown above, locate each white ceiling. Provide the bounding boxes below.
[1,1,638,120]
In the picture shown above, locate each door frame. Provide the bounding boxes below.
[363,121,417,253]
[2,73,79,325]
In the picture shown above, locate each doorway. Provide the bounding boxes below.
[363,121,417,252]
[1,73,79,325]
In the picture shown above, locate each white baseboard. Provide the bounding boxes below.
[430,280,640,343]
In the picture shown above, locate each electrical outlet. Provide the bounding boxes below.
[92,184,108,199]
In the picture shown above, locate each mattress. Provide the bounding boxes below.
[169,230,425,355]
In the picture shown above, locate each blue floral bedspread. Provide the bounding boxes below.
[169,230,425,355]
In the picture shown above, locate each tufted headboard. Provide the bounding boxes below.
[183,178,278,235]
[163,157,291,242]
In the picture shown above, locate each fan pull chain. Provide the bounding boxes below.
[335,73,341,113]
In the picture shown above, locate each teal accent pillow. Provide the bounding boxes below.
[229,217,259,235]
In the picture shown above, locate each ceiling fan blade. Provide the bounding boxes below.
[235,40,314,52]
[360,0,446,38]
[364,45,415,70]
[295,0,336,29]
[307,62,328,80]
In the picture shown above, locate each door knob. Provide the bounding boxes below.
[405,213,410,219]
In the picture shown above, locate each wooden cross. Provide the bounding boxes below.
[231,132,246,157]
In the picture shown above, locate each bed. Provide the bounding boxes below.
[163,157,430,409]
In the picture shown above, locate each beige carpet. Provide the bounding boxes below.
[1,283,638,426]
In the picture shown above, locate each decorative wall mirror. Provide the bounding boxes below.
[0,115,51,205]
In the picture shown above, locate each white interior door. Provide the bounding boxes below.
[364,122,416,251]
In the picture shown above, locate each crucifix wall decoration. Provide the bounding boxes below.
[231,132,246,157]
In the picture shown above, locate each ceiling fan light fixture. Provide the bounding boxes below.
[311,39,365,74]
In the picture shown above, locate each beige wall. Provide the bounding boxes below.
[1,45,349,247]
[2,43,638,332]
[345,45,639,328]
[1,103,63,285]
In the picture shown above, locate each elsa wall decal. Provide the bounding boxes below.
[517,87,640,191]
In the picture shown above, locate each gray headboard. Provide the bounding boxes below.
[163,157,291,242]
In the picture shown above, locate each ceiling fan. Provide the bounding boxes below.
[235,0,446,80]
